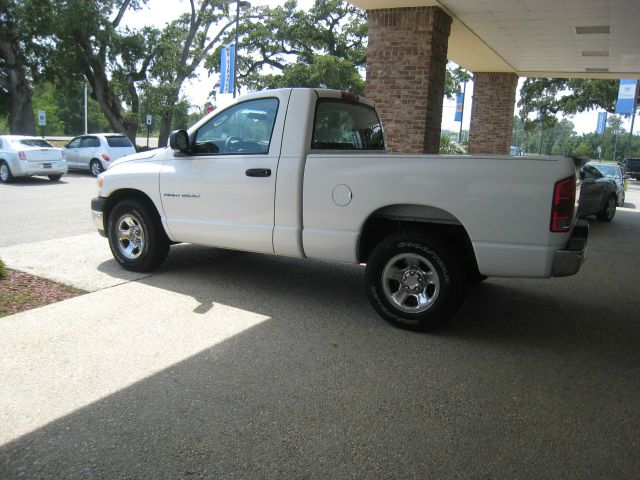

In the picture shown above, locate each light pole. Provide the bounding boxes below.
[230,0,251,98]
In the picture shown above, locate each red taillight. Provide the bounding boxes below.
[101,153,110,161]
[550,176,576,232]
[18,151,26,161]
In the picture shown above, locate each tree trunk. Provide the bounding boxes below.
[158,109,175,148]
[157,85,183,147]
[0,36,35,135]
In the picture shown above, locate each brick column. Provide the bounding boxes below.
[365,7,452,154]
[468,72,519,155]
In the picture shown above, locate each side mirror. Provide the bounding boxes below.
[169,129,190,153]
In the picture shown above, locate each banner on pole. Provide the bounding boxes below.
[596,111,607,134]
[615,79,637,115]
[219,44,236,95]
[454,93,464,122]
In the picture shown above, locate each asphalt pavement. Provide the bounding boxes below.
[0,175,639,479]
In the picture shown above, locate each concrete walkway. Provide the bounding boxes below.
[1,186,639,479]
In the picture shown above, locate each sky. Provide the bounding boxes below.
[123,0,637,138]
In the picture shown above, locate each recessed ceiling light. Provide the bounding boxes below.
[582,51,609,57]
[575,26,610,34]
[585,67,609,72]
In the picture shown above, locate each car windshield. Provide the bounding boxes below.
[593,164,619,178]
[15,139,54,148]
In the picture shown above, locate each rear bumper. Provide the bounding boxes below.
[91,197,107,238]
[551,220,589,277]
[12,161,68,177]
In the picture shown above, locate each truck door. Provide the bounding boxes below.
[160,96,285,254]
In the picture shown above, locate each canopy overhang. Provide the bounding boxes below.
[350,0,640,79]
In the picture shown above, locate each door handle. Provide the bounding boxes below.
[245,168,271,177]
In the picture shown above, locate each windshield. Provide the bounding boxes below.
[593,164,620,178]
[14,139,54,148]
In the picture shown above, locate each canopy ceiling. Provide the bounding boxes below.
[350,0,640,79]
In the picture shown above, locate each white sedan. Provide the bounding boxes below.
[0,135,68,183]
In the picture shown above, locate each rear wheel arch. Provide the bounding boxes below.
[357,204,481,280]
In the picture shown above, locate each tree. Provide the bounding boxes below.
[53,0,159,141]
[0,0,55,134]
[206,0,366,95]
[144,0,238,147]
[606,115,625,162]
[31,82,111,136]
[518,78,619,118]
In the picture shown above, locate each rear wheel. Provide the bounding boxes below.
[90,159,104,177]
[597,195,616,222]
[48,174,62,181]
[365,233,466,331]
[0,161,13,183]
[107,199,170,272]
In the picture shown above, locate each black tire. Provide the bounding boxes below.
[48,174,62,181]
[0,161,14,183]
[90,159,104,177]
[365,233,466,331]
[107,198,170,272]
[596,195,616,222]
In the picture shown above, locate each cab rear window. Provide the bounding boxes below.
[106,136,133,148]
[312,99,384,151]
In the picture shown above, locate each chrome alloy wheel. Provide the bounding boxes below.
[0,163,9,182]
[115,213,145,260]
[91,161,103,177]
[381,253,440,314]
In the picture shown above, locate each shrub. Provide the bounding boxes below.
[0,259,6,280]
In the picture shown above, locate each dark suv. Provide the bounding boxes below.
[622,157,640,180]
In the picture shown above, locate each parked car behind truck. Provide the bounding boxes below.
[577,163,618,221]
[0,135,68,183]
[590,162,625,206]
[64,133,136,176]
[91,88,589,331]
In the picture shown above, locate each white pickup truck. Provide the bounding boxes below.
[91,88,588,330]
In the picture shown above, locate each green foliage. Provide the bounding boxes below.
[518,78,619,119]
[0,258,6,280]
[444,65,472,100]
[31,83,110,135]
[512,114,640,161]
[439,134,466,154]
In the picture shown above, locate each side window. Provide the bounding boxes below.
[194,98,279,155]
[80,137,100,148]
[68,138,81,148]
[312,99,385,151]
[583,166,602,179]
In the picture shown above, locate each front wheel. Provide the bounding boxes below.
[597,195,616,222]
[365,233,466,331]
[107,199,170,272]
[0,161,14,183]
